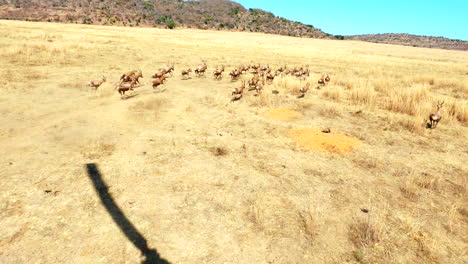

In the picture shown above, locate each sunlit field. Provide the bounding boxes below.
[0,20,467,264]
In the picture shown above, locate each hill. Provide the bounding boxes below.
[347,33,468,51]
[0,0,329,38]
[0,20,467,263]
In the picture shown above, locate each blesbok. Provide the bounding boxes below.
[181,69,192,79]
[298,82,310,98]
[120,70,142,84]
[231,81,246,101]
[117,79,138,98]
[239,65,249,74]
[213,66,225,79]
[248,75,260,89]
[163,65,175,76]
[429,101,444,128]
[87,76,106,89]
[194,63,207,77]
[120,70,137,82]
[318,76,326,85]
[266,73,275,83]
[229,69,241,80]
[325,74,330,82]
[152,76,166,89]
[152,70,166,79]
[250,64,260,70]
[254,79,265,95]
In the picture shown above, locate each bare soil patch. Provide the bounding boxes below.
[288,128,360,153]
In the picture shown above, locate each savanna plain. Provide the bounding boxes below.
[0,20,467,264]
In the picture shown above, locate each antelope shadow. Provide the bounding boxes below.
[85,163,170,264]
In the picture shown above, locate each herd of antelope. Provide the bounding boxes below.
[87,63,445,129]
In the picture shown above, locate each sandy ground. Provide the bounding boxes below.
[0,20,467,264]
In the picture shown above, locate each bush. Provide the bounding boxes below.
[334,35,345,40]
[229,7,239,16]
[143,1,154,10]
[166,20,176,29]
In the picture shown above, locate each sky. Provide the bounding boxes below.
[234,0,468,40]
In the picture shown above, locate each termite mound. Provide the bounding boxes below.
[288,128,360,153]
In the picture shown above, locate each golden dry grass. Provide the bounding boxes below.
[0,20,467,264]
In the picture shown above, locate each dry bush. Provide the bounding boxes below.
[384,84,429,116]
[335,78,354,90]
[349,219,383,247]
[373,79,393,93]
[349,85,376,105]
[348,215,389,263]
[208,146,228,156]
[392,115,426,134]
[413,75,435,86]
[444,99,468,124]
[321,86,342,101]
[318,105,342,117]
[274,75,304,95]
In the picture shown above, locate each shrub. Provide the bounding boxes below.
[166,20,176,29]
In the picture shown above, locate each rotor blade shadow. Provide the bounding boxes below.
[85,163,170,264]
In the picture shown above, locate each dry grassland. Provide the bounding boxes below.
[0,20,467,264]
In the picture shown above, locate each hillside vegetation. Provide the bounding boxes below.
[0,20,467,264]
[0,0,328,38]
[347,33,468,51]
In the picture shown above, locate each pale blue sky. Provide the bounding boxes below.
[235,0,468,40]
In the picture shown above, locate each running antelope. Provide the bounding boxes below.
[318,76,326,85]
[213,66,225,79]
[230,69,241,80]
[248,75,260,89]
[152,76,166,89]
[117,79,138,98]
[121,70,142,84]
[87,76,106,89]
[194,63,207,77]
[181,69,192,79]
[298,82,310,98]
[232,81,246,101]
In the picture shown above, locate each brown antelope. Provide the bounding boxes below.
[87,76,106,89]
[325,74,330,82]
[152,76,166,89]
[181,69,192,79]
[152,70,166,79]
[213,66,225,79]
[254,79,265,95]
[266,73,275,83]
[194,63,207,76]
[239,65,249,74]
[429,101,444,128]
[232,81,246,100]
[121,70,142,84]
[230,69,241,80]
[120,70,137,82]
[162,65,175,76]
[318,76,326,85]
[248,75,260,89]
[298,82,310,98]
[117,79,138,98]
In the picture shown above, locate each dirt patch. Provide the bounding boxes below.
[80,142,115,159]
[288,129,360,153]
[264,108,302,121]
